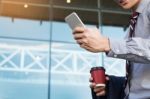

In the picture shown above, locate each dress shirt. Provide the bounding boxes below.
[107,0,150,98]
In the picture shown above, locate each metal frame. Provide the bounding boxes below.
[1,0,130,15]
[0,42,125,85]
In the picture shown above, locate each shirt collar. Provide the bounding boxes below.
[136,0,150,13]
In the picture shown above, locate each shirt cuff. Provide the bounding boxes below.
[106,39,128,57]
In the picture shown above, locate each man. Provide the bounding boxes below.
[73,0,150,98]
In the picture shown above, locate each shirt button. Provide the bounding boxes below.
[114,54,117,57]
[116,49,120,53]
[138,52,143,56]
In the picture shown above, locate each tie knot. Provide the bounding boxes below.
[129,12,139,37]
[131,12,139,19]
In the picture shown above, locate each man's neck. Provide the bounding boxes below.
[132,0,141,11]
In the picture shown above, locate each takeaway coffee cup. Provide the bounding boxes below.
[90,67,106,87]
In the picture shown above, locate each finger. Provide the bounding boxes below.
[76,39,82,44]
[94,86,105,93]
[80,43,90,50]
[80,44,95,52]
[74,33,85,40]
[73,27,85,34]
[90,83,96,88]
[77,39,88,45]
[89,77,93,82]
[106,76,109,81]
[96,90,106,96]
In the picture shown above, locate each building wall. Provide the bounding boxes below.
[0,0,128,99]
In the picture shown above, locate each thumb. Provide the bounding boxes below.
[106,76,109,81]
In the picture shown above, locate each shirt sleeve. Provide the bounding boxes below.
[147,3,150,21]
[107,37,150,64]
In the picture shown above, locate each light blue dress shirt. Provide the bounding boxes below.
[107,0,150,98]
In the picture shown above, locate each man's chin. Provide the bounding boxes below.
[121,5,132,9]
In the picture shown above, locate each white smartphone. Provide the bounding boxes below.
[65,12,85,30]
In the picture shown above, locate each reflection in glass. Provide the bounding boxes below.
[0,38,49,99]
[101,26,126,76]
[53,0,98,9]
[52,21,74,42]
[0,15,50,99]
[0,17,50,41]
[50,42,102,99]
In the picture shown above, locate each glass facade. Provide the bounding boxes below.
[0,0,130,99]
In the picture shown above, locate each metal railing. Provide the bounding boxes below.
[0,42,125,85]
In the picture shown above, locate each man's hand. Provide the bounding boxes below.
[90,77,109,96]
[73,27,111,53]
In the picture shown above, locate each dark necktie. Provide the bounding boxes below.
[129,12,139,37]
[125,12,139,96]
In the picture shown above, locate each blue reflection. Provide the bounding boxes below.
[51,84,92,99]
[0,17,49,99]
[0,16,126,99]
[102,26,127,39]
[0,17,50,41]
[52,21,75,42]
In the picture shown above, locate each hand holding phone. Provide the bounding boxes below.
[65,12,85,30]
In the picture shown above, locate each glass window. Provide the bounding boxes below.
[100,10,129,77]
[100,0,126,11]
[0,0,132,99]
[101,12,130,27]
[0,1,51,99]
[0,17,50,41]
[51,7,101,98]
[52,8,98,42]
[2,0,50,5]
[101,25,126,76]
[53,0,98,9]
[0,38,49,99]
[50,42,102,99]
[51,6,103,98]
